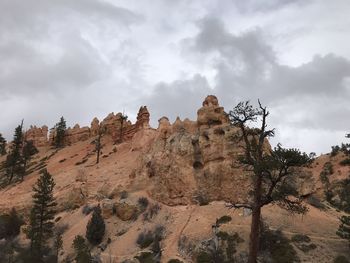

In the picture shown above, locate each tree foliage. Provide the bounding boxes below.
[336,215,350,246]
[228,100,311,263]
[5,122,24,183]
[86,205,105,245]
[26,169,57,261]
[53,117,67,148]
[0,133,6,155]
[73,235,92,263]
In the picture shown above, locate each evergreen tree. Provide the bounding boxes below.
[228,101,312,263]
[22,140,38,179]
[86,205,105,245]
[53,231,63,263]
[6,122,24,184]
[336,215,350,246]
[54,117,66,148]
[26,169,57,262]
[72,235,92,263]
[0,133,6,155]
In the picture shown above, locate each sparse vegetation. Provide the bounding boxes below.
[336,215,350,246]
[340,158,350,166]
[143,203,161,221]
[217,215,232,225]
[260,223,300,263]
[138,197,149,212]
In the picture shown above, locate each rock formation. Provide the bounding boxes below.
[24,125,48,147]
[197,95,229,129]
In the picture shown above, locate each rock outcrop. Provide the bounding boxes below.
[197,95,229,129]
[24,125,49,147]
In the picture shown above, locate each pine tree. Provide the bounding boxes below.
[72,235,92,263]
[336,215,350,246]
[27,169,57,261]
[86,205,105,245]
[22,140,38,179]
[53,231,63,263]
[228,101,311,263]
[54,117,67,148]
[6,122,24,184]
[0,133,6,155]
[0,208,24,240]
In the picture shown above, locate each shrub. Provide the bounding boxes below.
[82,204,94,215]
[138,197,149,212]
[340,158,350,166]
[0,208,24,240]
[260,224,300,263]
[217,215,232,225]
[137,230,154,249]
[334,255,350,263]
[120,191,128,199]
[135,252,156,263]
[306,195,326,210]
[136,225,164,249]
[194,193,209,206]
[291,234,311,243]
[143,203,161,222]
[86,206,105,245]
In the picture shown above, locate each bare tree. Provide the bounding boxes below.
[119,112,128,143]
[228,101,312,263]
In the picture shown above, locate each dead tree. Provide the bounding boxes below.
[228,101,312,263]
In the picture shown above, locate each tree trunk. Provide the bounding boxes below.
[248,205,261,263]
[248,173,263,263]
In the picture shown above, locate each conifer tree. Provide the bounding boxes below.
[72,235,92,263]
[228,101,311,263]
[6,122,24,183]
[54,117,66,148]
[95,126,105,164]
[22,140,38,179]
[53,231,63,263]
[0,133,6,155]
[337,215,350,246]
[86,205,105,245]
[27,169,57,261]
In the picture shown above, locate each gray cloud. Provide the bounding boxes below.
[0,0,349,154]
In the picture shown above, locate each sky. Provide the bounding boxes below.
[0,0,350,154]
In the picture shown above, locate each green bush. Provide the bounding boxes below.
[217,215,232,225]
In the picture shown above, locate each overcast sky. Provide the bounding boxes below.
[1,0,350,154]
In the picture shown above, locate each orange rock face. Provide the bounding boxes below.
[24,125,48,147]
[197,95,229,129]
